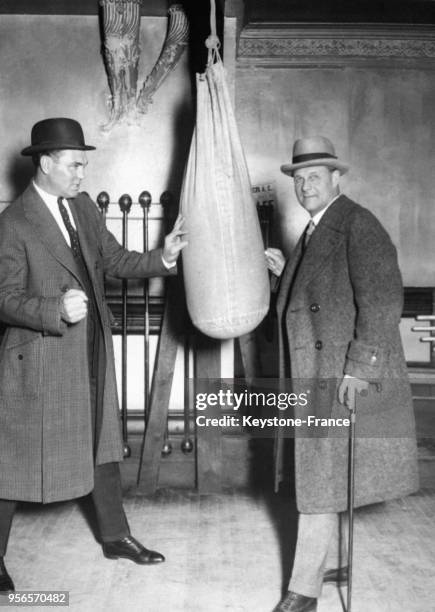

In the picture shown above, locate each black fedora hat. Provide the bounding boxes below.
[21,118,96,156]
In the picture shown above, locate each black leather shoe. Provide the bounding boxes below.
[323,566,348,586]
[0,558,15,593]
[103,536,165,564]
[272,591,317,612]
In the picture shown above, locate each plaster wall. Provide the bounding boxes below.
[236,66,435,286]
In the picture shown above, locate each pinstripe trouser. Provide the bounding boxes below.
[0,462,130,556]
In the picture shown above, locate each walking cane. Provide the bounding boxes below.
[347,394,357,612]
[139,191,152,426]
[119,194,132,458]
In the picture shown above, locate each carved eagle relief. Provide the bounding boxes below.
[100,1,189,129]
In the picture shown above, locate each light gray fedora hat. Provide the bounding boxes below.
[280,136,349,176]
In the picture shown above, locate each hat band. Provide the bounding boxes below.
[33,140,85,148]
[292,152,337,164]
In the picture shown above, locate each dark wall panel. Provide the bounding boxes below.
[245,0,435,25]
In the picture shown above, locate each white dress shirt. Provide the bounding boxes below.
[33,181,76,246]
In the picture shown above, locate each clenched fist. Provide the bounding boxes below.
[265,248,286,277]
[60,289,88,324]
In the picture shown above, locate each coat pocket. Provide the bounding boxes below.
[0,333,42,398]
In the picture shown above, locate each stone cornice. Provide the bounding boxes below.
[238,23,435,68]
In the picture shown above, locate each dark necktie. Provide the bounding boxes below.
[57,197,81,257]
[303,219,316,249]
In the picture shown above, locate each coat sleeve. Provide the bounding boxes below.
[89,199,177,279]
[344,208,404,379]
[0,217,66,335]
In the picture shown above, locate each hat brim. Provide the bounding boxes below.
[21,143,96,156]
[280,158,349,176]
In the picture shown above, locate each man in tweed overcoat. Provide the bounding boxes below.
[266,136,419,612]
[0,118,187,593]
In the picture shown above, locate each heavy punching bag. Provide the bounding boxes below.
[180,20,269,340]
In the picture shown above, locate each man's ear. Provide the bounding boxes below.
[331,169,341,189]
[39,154,52,175]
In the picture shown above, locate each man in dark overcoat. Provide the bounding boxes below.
[266,136,419,612]
[0,118,187,593]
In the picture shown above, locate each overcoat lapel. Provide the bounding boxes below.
[69,198,106,328]
[276,237,304,314]
[281,196,347,304]
[290,225,342,297]
[68,197,99,287]
[22,184,83,283]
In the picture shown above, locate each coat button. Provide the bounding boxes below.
[18,354,23,360]
[310,303,320,313]
[315,341,323,350]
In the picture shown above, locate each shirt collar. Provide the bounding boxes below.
[33,181,61,208]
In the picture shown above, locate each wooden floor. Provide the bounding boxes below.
[2,484,435,612]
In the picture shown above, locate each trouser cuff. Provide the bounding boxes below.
[288,577,321,599]
[100,529,130,543]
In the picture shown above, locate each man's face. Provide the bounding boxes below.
[43,149,88,198]
[293,165,339,217]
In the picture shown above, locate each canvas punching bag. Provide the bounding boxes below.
[180,39,270,339]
